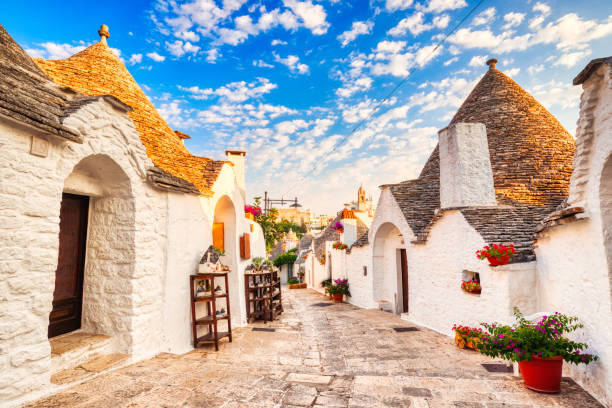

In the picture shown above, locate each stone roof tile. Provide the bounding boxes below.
[33,30,224,196]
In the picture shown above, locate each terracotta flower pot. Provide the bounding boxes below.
[332,293,343,302]
[518,356,563,393]
[487,256,510,266]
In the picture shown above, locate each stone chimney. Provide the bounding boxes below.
[225,150,246,202]
[98,24,110,45]
[341,203,357,247]
[439,123,496,208]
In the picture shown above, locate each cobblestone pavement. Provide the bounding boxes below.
[24,289,603,408]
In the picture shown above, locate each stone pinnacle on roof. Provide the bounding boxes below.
[486,58,498,70]
[98,24,110,45]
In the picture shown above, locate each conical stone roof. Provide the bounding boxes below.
[34,28,226,196]
[390,60,576,262]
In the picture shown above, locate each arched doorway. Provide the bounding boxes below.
[52,154,135,351]
[213,196,239,323]
[600,154,612,309]
[372,222,408,314]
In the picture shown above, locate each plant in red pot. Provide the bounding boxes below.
[328,278,350,302]
[332,241,348,250]
[476,243,515,266]
[476,308,597,393]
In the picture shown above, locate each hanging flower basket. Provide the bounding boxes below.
[332,241,348,250]
[461,280,482,294]
[476,244,515,266]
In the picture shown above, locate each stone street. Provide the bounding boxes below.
[23,289,603,408]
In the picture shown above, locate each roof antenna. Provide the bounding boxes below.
[98,24,110,45]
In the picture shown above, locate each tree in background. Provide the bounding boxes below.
[250,197,306,252]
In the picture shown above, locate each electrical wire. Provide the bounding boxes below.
[280,0,487,198]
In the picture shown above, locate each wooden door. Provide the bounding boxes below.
[400,249,409,313]
[213,222,224,251]
[48,193,89,338]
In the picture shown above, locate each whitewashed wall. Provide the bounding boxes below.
[534,62,612,407]
[345,245,377,309]
[0,99,166,405]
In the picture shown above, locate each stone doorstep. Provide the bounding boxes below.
[50,332,113,374]
[51,353,128,385]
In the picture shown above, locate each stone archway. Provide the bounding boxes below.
[600,153,612,309]
[372,222,407,314]
[213,195,239,323]
[56,154,136,352]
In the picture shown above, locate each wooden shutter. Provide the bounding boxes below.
[240,233,251,259]
[213,222,224,251]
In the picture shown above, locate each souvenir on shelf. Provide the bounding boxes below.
[198,245,222,274]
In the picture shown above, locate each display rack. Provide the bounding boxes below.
[190,272,232,351]
[244,270,282,323]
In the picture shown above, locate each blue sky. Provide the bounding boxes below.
[3,0,611,214]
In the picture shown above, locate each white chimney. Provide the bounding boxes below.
[225,150,246,202]
[439,123,496,208]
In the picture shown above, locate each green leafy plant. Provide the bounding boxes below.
[287,277,300,284]
[273,252,297,267]
[252,257,264,269]
[328,278,350,296]
[213,247,225,257]
[476,308,598,364]
[321,279,331,288]
[461,280,481,293]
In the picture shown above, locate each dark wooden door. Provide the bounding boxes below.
[48,193,89,338]
[400,249,409,313]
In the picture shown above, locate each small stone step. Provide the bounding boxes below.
[50,332,113,374]
[51,353,128,385]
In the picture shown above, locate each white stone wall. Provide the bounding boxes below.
[0,98,166,405]
[534,62,612,407]
[344,245,377,309]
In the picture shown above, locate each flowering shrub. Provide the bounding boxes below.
[331,221,344,231]
[452,325,483,340]
[476,243,515,264]
[244,205,262,216]
[461,280,481,293]
[332,241,348,250]
[327,278,350,296]
[477,308,598,364]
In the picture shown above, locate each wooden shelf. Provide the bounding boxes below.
[245,269,283,324]
[195,331,231,344]
[190,273,232,351]
[193,293,227,302]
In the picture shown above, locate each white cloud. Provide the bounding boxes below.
[25,42,86,59]
[253,59,274,68]
[206,48,219,62]
[424,0,466,13]
[271,39,287,46]
[505,67,520,77]
[529,79,582,110]
[282,0,329,35]
[385,0,413,12]
[338,21,374,47]
[166,40,200,56]
[146,51,166,62]
[472,7,496,26]
[274,53,309,74]
[468,55,487,67]
[444,56,458,66]
[503,12,525,29]
[388,12,449,36]
[554,50,592,68]
[336,76,373,98]
[128,53,143,65]
[179,77,277,102]
[529,2,551,29]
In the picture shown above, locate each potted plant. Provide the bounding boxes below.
[331,221,344,234]
[461,280,482,294]
[452,325,482,350]
[476,243,515,266]
[328,278,350,302]
[252,256,264,272]
[332,241,348,250]
[476,308,597,393]
[288,276,307,289]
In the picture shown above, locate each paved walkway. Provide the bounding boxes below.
[24,289,603,408]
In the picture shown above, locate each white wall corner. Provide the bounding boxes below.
[439,122,496,208]
[225,150,246,203]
